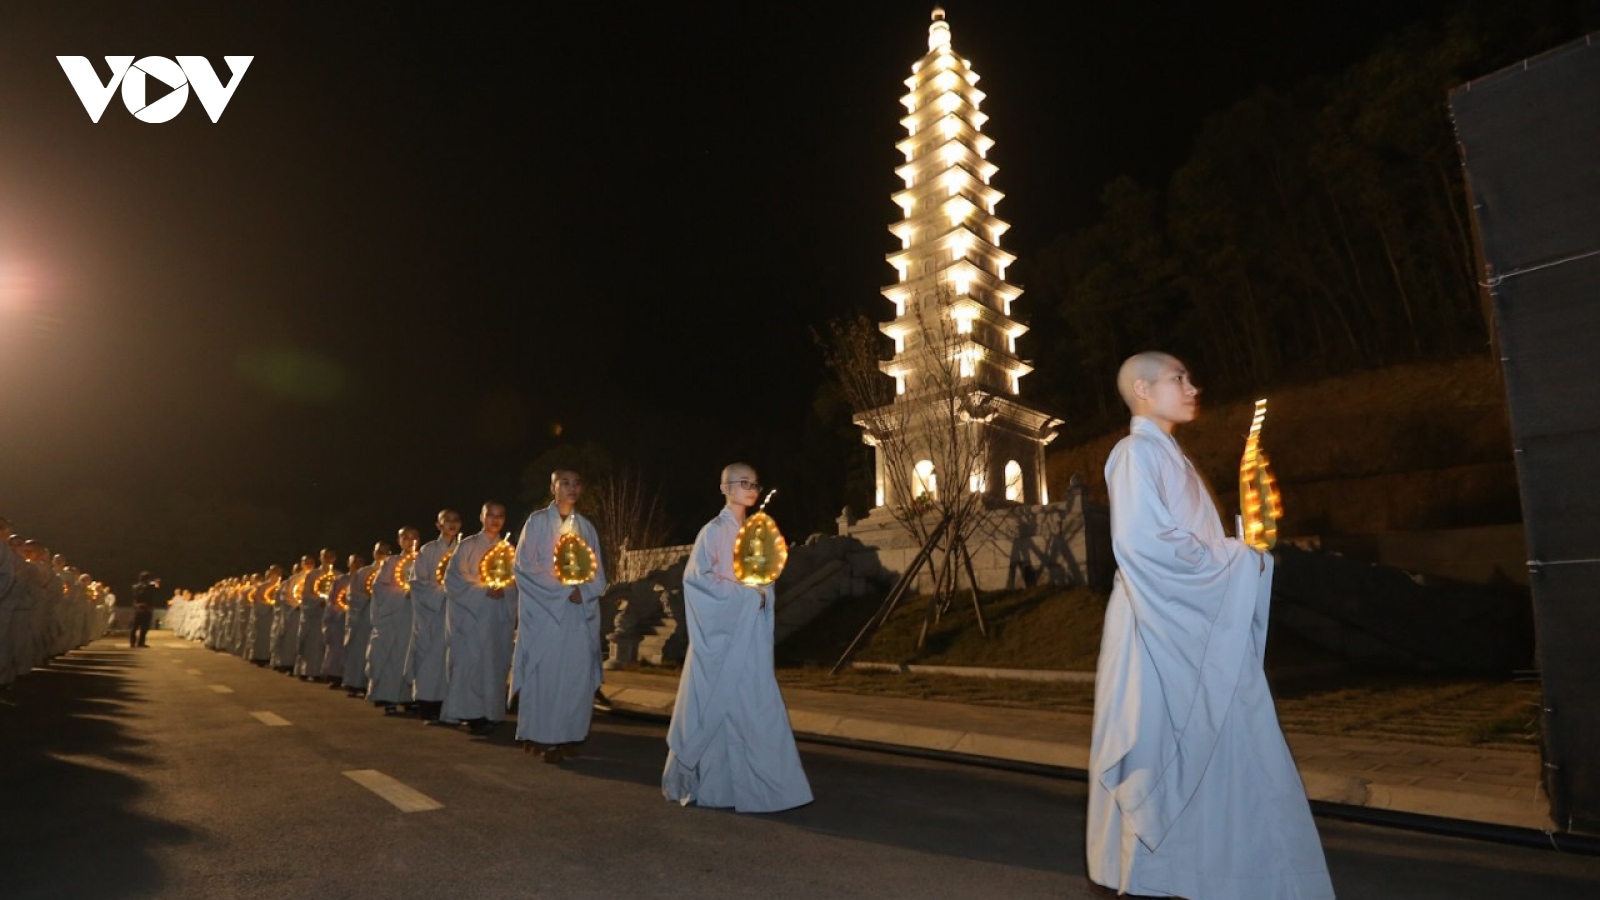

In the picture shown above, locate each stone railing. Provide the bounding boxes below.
[615,542,693,584]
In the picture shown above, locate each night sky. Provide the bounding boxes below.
[1,0,1459,592]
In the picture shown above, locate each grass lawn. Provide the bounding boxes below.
[769,584,1539,749]
[778,585,1108,671]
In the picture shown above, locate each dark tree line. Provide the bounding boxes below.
[1020,6,1593,434]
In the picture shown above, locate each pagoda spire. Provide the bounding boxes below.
[854,9,1061,512]
[880,6,1030,400]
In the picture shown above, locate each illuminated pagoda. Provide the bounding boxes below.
[858,7,1060,510]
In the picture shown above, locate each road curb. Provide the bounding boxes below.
[599,683,1549,831]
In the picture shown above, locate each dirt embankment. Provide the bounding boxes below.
[1045,356,1521,535]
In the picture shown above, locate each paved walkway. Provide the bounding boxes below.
[601,670,1550,832]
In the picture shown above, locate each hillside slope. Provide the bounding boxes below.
[1045,356,1520,534]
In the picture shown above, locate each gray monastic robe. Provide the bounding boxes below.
[407,536,455,704]
[295,567,332,677]
[249,585,275,662]
[321,574,351,679]
[14,563,46,671]
[366,554,414,705]
[341,564,376,690]
[270,572,307,669]
[441,532,517,723]
[510,505,608,745]
[663,508,812,813]
[1087,416,1334,899]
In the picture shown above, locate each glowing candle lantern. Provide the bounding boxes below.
[733,490,789,588]
[363,566,381,596]
[435,548,456,586]
[1238,398,1283,551]
[333,585,349,611]
[479,537,517,590]
[394,551,417,588]
[313,568,337,600]
[554,531,599,586]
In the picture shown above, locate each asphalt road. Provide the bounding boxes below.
[3,637,1598,900]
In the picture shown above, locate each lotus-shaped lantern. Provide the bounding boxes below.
[733,490,787,587]
[554,531,598,586]
[394,551,418,588]
[479,537,517,590]
[313,568,338,600]
[435,547,456,586]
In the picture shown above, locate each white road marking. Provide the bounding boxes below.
[184,668,202,675]
[250,711,292,727]
[209,685,234,694]
[342,770,444,813]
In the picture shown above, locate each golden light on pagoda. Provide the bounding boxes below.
[479,537,516,590]
[733,490,788,588]
[1239,398,1283,551]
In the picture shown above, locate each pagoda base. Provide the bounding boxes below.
[836,483,1091,592]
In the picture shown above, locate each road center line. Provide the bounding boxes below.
[210,685,234,694]
[250,711,292,726]
[342,770,444,813]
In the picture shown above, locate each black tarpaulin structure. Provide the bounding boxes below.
[1450,33,1600,835]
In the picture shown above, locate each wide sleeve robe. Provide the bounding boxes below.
[320,573,351,679]
[441,532,518,723]
[366,555,414,704]
[406,537,454,704]
[510,505,608,744]
[1087,416,1334,899]
[661,508,812,813]
[340,567,375,689]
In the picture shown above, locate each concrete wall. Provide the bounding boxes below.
[616,543,692,584]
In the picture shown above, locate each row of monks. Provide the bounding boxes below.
[0,517,112,691]
[161,464,814,812]
[164,494,609,760]
[13,463,816,813]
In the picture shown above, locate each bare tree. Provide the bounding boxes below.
[586,467,672,582]
[822,283,997,651]
[521,445,671,581]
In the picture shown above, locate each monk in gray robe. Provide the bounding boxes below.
[296,549,337,679]
[271,556,314,672]
[368,527,419,713]
[321,560,358,687]
[512,470,608,762]
[342,544,389,697]
[409,510,461,722]
[1087,353,1334,899]
[441,502,517,736]
[249,568,282,665]
[663,464,811,813]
